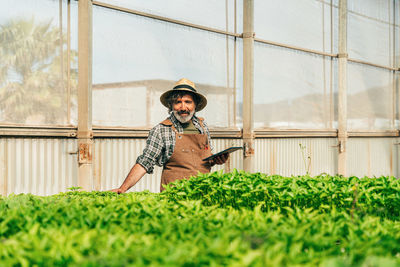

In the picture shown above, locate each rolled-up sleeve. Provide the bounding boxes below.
[136,126,165,174]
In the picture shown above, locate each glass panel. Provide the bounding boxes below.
[0,0,77,126]
[69,0,78,126]
[395,0,400,69]
[396,73,400,129]
[348,0,394,66]
[254,0,338,53]
[96,0,242,34]
[92,6,241,129]
[348,62,394,130]
[348,0,390,21]
[254,42,337,129]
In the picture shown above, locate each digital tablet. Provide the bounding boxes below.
[202,146,243,161]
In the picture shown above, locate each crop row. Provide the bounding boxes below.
[164,170,400,219]
[1,171,400,266]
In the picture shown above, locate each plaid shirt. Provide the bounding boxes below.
[136,113,213,174]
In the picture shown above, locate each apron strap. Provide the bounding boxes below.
[197,117,211,148]
[197,117,206,132]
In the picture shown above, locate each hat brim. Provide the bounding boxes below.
[160,88,207,111]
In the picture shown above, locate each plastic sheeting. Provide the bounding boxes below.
[92,5,241,128]
[95,0,242,33]
[348,0,399,67]
[254,42,338,129]
[347,62,394,130]
[0,0,78,126]
[255,0,338,53]
[0,0,398,131]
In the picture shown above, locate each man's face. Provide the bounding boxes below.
[172,94,196,123]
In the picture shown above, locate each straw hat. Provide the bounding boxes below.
[160,78,207,111]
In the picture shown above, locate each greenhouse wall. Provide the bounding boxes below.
[1,137,399,196]
[0,138,78,196]
[1,0,400,195]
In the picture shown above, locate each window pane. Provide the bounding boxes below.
[254,42,337,129]
[397,73,400,128]
[348,62,394,130]
[395,0,400,68]
[69,0,78,126]
[0,0,77,126]
[254,0,338,53]
[96,0,242,34]
[348,0,395,66]
[92,6,240,129]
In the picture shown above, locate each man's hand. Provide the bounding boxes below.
[110,188,125,194]
[211,153,229,165]
[108,163,147,194]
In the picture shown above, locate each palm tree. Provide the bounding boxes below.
[0,17,77,124]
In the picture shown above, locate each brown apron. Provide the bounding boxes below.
[160,119,212,191]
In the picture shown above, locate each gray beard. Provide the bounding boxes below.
[173,110,195,123]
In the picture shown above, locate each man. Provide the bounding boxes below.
[111,78,229,193]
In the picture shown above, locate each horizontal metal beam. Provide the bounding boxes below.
[0,126,77,138]
[254,129,338,138]
[254,37,337,58]
[348,130,399,137]
[92,1,241,38]
[1,126,399,138]
[348,57,399,71]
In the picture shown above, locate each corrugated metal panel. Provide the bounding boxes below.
[397,137,400,177]
[1,138,78,196]
[210,139,243,172]
[93,138,243,193]
[2,137,398,197]
[254,138,338,176]
[93,138,161,193]
[0,138,6,196]
[347,137,398,177]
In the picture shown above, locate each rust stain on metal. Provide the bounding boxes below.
[79,143,92,163]
[244,142,255,157]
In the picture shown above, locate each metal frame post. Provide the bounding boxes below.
[78,0,93,190]
[338,0,348,176]
[0,143,7,196]
[243,0,255,172]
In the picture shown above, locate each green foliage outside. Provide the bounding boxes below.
[0,18,77,124]
[1,171,400,266]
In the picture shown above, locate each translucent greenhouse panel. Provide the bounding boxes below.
[348,0,395,67]
[92,6,240,129]
[95,0,243,34]
[69,0,78,126]
[254,43,338,129]
[348,62,394,130]
[254,0,338,53]
[0,0,77,126]
[348,0,391,22]
[395,0,400,68]
[397,73,400,129]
